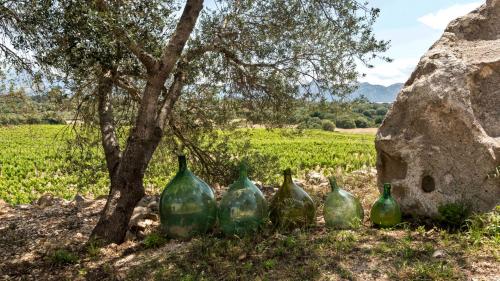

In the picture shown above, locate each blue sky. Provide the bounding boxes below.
[358,0,483,85]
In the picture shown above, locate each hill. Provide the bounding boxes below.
[350,82,403,103]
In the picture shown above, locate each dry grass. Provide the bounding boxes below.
[0,172,498,281]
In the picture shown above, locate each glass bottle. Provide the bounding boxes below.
[218,163,268,236]
[370,183,402,228]
[323,177,364,229]
[159,155,216,239]
[270,168,316,229]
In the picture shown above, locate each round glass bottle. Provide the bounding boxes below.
[370,183,402,228]
[323,177,364,229]
[159,155,217,239]
[270,168,316,229]
[218,163,268,236]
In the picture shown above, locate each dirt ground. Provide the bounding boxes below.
[0,171,498,281]
[334,128,378,135]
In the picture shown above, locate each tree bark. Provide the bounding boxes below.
[90,0,204,244]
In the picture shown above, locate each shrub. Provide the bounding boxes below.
[322,113,336,121]
[143,232,167,249]
[297,116,322,130]
[336,117,356,129]
[375,116,384,125]
[354,117,369,128]
[321,120,336,131]
[310,111,324,119]
[438,202,471,231]
[376,107,388,116]
[362,109,376,118]
[50,249,78,265]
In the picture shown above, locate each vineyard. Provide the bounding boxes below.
[0,125,375,205]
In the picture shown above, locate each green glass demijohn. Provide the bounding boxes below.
[270,168,316,229]
[218,163,268,236]
[370,183,402,228]
[159,155,217,239]
[323,177,364,229]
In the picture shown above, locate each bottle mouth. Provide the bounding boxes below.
[178,155,187,170]
[383,183,391,197]
[328,177,338,191]
[283,168,292,176]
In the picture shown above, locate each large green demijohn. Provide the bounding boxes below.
[323,177,364,229]
[218,163,268,236]
[159,155,217,239]
[370,183,402,228]
[270,168,316,229]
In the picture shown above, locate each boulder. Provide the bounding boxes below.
[376,0,500,217]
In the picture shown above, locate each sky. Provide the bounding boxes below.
[358,0,484,86]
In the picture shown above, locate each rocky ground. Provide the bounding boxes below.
[0,170,498,280]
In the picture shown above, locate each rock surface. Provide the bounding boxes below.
[376,0,500,217]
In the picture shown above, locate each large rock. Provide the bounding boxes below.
[376,0,500,217]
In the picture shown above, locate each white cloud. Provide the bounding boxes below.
[358,57,420,86]
[418,1,483,30]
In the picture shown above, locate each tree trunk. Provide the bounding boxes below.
[90,173,145,244]
[90,0,204,244]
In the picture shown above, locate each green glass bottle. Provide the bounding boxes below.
[323,177,364,229]
[270,168,316,229]
[218,163,268,236]
[370,183,402,228]
[159,155,216,239]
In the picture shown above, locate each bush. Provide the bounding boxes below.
[376,107,388,116]
[336,117,356,129]
[321,120,336,131]
[310,111,324,119]
[354,118,369,128]
[322,113,336,121]
[375,116,384,125]
[438,202,471,231]
[50,249,78,265]
[143,232,167,249]
[297,116,322,130]
[362,109,376,118]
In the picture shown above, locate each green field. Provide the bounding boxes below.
[0,125,375,204]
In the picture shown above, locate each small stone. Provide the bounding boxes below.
[17,204,31,210]
[432,250,446,258]
[37,193,56,207]
[147,201,159,212]
[305,172,328,185]
[137,197,151,208]
[125,231,136,242]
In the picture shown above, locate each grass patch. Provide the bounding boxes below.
[49,249,78,265]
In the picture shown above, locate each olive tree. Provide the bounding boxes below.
[13,0,389,244]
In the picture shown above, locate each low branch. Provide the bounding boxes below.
[97,71,121,178]
[114,77,142,102]
[157,70,186,130]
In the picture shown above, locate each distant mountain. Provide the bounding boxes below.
[350,82,403,103]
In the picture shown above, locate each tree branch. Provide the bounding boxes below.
[97,71,121,178]
[157,70,186,130]
[114,76,142,102]
[158,0,204,78]
[94,0,158,72]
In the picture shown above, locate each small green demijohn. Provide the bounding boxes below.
[370,183,402,228]
[323,177,364,229]
[218,162,268,236]
[159,155,217,239]
[270,168,316,229]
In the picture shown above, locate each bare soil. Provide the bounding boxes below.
[0,171,498,281]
